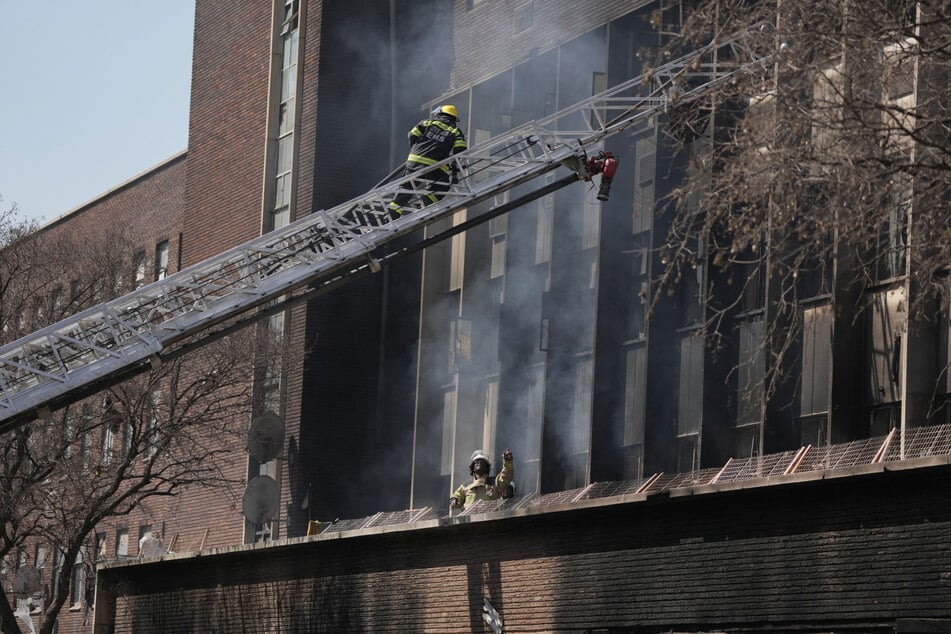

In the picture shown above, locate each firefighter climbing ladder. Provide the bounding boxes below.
[0,23,776,432]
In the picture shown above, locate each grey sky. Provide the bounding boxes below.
[0,3,195,225]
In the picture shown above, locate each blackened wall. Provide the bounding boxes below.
[102,461,951,633]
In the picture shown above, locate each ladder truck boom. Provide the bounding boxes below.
[0,23,775,433]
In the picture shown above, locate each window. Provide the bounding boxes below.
[733,424,760,459]
[799,414,828,448]
[146,389,162,457]
[50,286,63,320]
[133,251,147,289]
[32,545,47,614]
[870,404,898,437]
[736,317,766,425]
[101,419,114,466]
[873,175,909,282]
[440,389,457,477]
[449,317,471,373]
[633,134,656,234]
[69,279,82,304]
[514,1,533,33]
[489,214,507,279]
[137,525,152,554]
[624,242,649,341]
[268,0,301,230]
[154,240,169,280]
[449,210,467,291]
[70,552,83,607]
[678,434,698,472]
[677,238,705,326]
[581,192,600,250]
[52,550,65,599]
[535,183,554,264]
[34,545,48,576]
[80,404,92,472]
[800,304,832,418]
[571,358,594,481]
[865,288,905,404]
[115,529,129,559]
[466,0,486,10]
[482,380,499,460]
[624,346,647,447]
[95,533,107,562]
[123,418,134,458]
[678,333,704,436]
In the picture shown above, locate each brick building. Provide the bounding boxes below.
[4,0,950,631]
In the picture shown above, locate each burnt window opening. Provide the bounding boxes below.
[736,316,765,426]
[678,434,698,472]
[798,414,828,448]
[154,240,169,280]
[624,241,649,342]
[869,403,899,437]
[677,247,705,327]
[733,423,761,460]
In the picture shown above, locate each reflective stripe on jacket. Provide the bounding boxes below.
[406,115,467,172]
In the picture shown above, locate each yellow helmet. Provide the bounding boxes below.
[439,104,458,119]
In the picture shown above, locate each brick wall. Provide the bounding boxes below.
[101,462,951,632]
[181,0,273,266]
[40,153,186,271]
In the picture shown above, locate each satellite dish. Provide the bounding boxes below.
[139,536,166,559]
[242,474,280,524]
[12,565,42,595]
[247,412,285,462]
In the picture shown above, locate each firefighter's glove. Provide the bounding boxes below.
[450,171,459,185]
[502,449,513,462]
[449,497,462,510]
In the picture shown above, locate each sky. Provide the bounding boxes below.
[0,3,195,226]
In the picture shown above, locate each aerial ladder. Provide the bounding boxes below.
[0,23,776,433]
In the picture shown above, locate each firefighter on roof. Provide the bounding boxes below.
[389,104,467,218]
[449,448,514,511]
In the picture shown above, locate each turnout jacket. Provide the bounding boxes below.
[450,455,514,510]
[405,114,467,172]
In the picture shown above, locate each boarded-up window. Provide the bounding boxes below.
[678,332,704,435]
[801,304,832,417]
